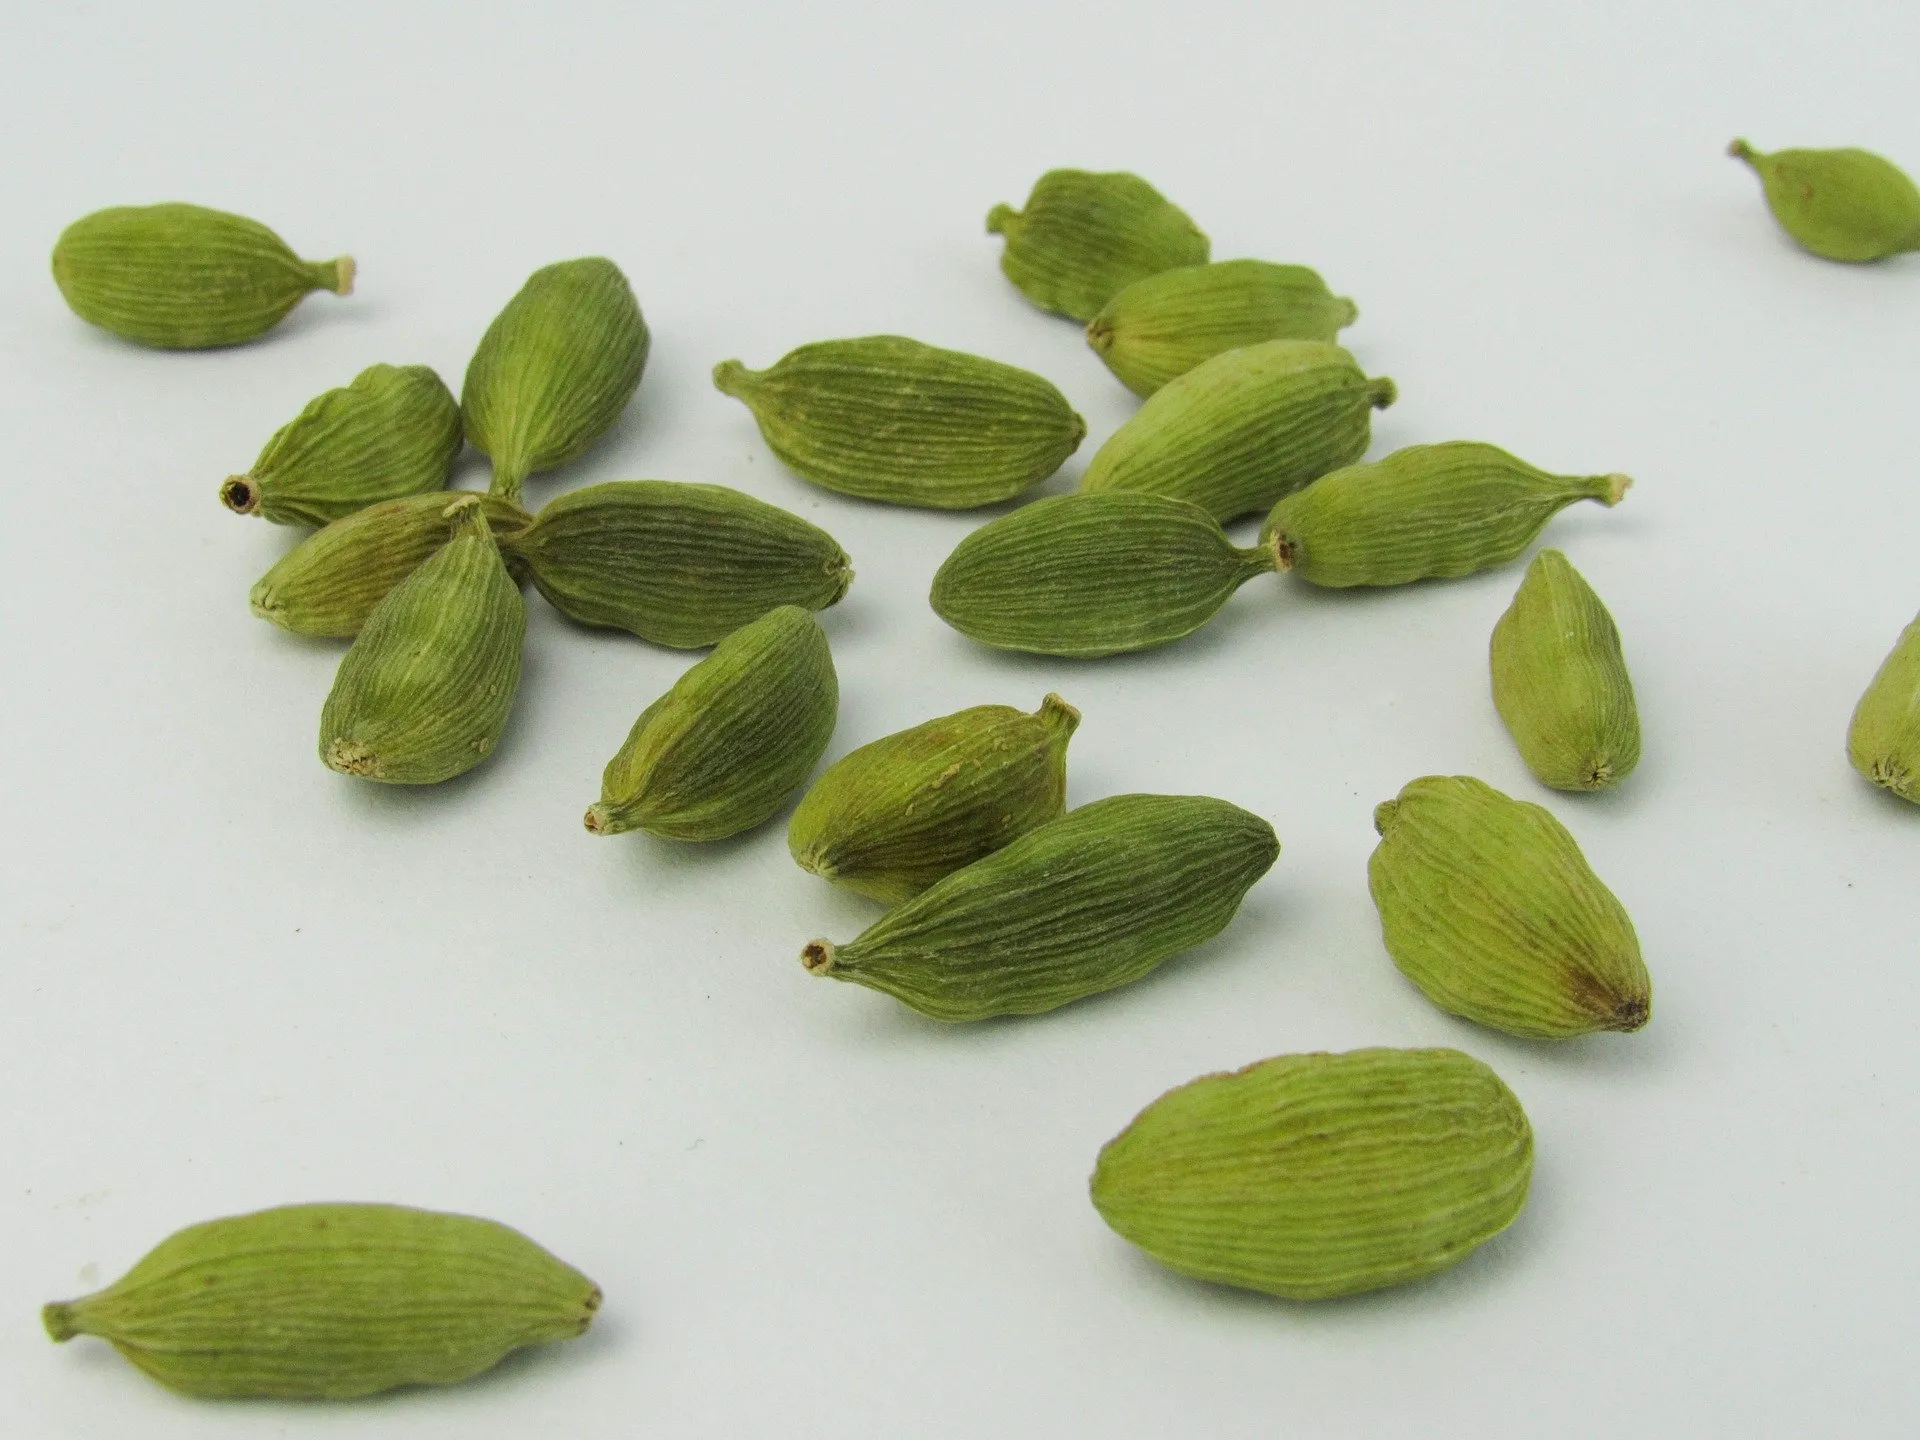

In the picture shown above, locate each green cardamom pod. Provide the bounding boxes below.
[802,793,1277,1021]
[220,363,463,526]
[1086,260,1359,396]
[319,497,526,784]
[986,169,1209,321]
[788,693,1081,904]
[51,202,353,349]
[1091,1048,1533,1301]
[1729,138,1920,263]
[1847,611,1920,804]
[42,1202,598,1399]
[1081,340,1395,522]
[250,491,532,638]
[462,257,650,505]
[712,336,1085,509]
[931,492,1275,658]
[1370,775,1652,1038]
[586,605,837,839]
[1490,549,1641,791]
[1263,442,1632,588]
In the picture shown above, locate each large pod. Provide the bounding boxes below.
[1847,611,1920,804]
[1729,138,1920,262]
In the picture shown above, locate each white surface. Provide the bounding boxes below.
[2,2,1917,1434]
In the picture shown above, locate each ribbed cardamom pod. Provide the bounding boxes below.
[50,202,353,349]
[986,169,1209,322]
[930,492,1275,658]
[1080,340,1395,522]
[319,497,526,784]
[586,606,837,840]
[1086,260,1359,397]
[1091,1048,1533,1301]
[1847,611,1920,804]
[801,793,1277,1021]
[788,693,1081,904]
[1263,442,1632,588]
[220,364,463,526]
[250,491,532,638]
[1490,549,1641,791]
[42,1203,599,1399]
[1729,138,1920,263]
[1370,775,1651,1038]
[462,257,650,505]
[712,336,1085,509]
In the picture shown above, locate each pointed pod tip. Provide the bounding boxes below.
[42,1302,79,1343]
[220,474,261,516]
[1367,376,1397,410]
[1728,138,1757,164]
[1337,297,1360,327]
[711,359,750,397]
[1039,692,1082,735]
[986,203,1016,235]
[801,940,837,975]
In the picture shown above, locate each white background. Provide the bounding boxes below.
[2,2,1917,1435]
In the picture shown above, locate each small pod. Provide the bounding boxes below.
[802,793,1278,1021]
[42,1202,599,1400]
[1491,550,1641,792]
[986,169,1209,322]
[51,202,353,349]
[586,606,837,840]
[1729,138,1920,263]
[319,497,527,785]
[713,336,1085,509]
[788,693,1081,903]
[931,492,1275,658]
[1080,340,1395,523]
[510,480,853,648]
[1091,1048,1533,1301]
[221,363,463,526]
[1086,260,1359,397]
[463,257,650,504]
[1847,611,1920,804]
[1264,442,1631,588]
[1370,775,1652,1039]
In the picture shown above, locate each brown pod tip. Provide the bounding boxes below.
[220,474,262,515]
[583,804,612,835]
[1268,528,1297,573]
[801,940,837,975]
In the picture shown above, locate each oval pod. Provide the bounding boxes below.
[1729,139,1920,263]
[1847,611,1920,804]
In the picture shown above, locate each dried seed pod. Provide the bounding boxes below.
[1729,138,1920,262]
[986,169,1209,321]
[1847,611,1920,804]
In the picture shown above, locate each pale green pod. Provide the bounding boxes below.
[51,203,353,349]
[788,693,1081,904]
[462,257,650,505]
[1491,550,1641,791]
[221,364,463,525]
[319,498,527,785]
[1264,442,1632,588]
[986,169,1209,322]
[1847,611,1920,804]
[931,492,1275,658]
[1370,775,1651,1039]
[802,793,1277,1021]
[1729,139,1920,262]
[1086,260,1359,396]
[1091,1048,1533,1301]
[42,1203,599,1400]
[1081,340,1395,522]
[713,336,1085,509]
[586,606,837,840]
[510,480,853,648]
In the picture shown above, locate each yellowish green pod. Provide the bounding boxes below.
[1847,611,1920,804]
[1729,139,1920,262]
[987,169,1209,322]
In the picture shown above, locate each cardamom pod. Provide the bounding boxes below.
[801,793,1277,1021]
[220,363,463,526]
[250,491,532,638]
[462,257,650,505]
[319,497,526,784]
[1370,775,1651,1038]
[586,605,837,839]
[1080,340,1395,522]
[1086,260,1359,396]
[51,202,353,349]
[1729,138,1920,262]
[788,693,1081,903]
[1264,442,1632,588]
[42,1202,598,1399]
[1491,549,1641,791]
[930,492,1275,658]
[1091,1048,1532,1301]
[712,336,1085,509]
[1847,611,1920,804]
[986,169,1209,321]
